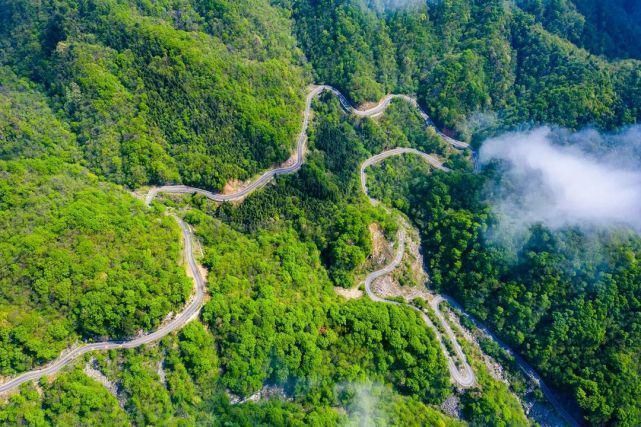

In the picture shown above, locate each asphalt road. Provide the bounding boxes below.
[0,86,578,426]
[360,152,475,388]
[145,86,467,204]
[0,216,205,394]
[359,148,579,426]
[4,85,462,395]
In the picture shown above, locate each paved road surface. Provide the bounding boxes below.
[145,86,467,204]
[359,149,579,426]
[2,85,461,395]
[1,85,578,427]
[360,152,475,388]
[362,228,476,388]
[441,295,580,426]
[0,217,205,394]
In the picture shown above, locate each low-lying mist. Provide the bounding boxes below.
[479,126,641,239]
[363,0,425,13]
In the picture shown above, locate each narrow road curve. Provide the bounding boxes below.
[360,147,449,203]
[360,151,476,388]
[440,295,580,427]
[360,150,579,426]
[0,217,205,394]
[145,85,468,204]
[0,85,576,427]
[0,85,462,395]
[363,229,476,388]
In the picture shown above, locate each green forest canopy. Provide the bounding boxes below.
[1,0,640,425]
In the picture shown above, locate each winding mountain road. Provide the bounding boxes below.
[145,85,467,204]
[1,85,461,395]
[362,228,476,388]
[441,295,580,426]
[360,147,449,204]
[359,148,579,426]
[360,151,475,388]
[0,84,577,427]
[0,217,205,394]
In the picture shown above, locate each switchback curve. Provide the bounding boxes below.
[359,149,579,426]
[0,85,462,395]
[145,85,468,204]
[2,86,575,427]
[360,150,476,388]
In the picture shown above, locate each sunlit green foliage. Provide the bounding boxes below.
[520,0,641,60]
[0,158,190,374]
[0,371,128,426]
[1,1,639,425]
[0,66,78,162]
[290,0,640,136]
[370,159,641,425]
[1,0,307,189]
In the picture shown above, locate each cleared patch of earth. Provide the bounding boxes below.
[334,286,363,300]
[228,385,290,405]
[369,223,392,264]
[370,224,433,302]
[222,179,245,196]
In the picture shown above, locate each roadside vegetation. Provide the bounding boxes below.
[291,0,641,137]
[370,153,641,425]
[2,92,526,425]
[0,0,307,189]
[0,158,190,375]
[1,0,640,425]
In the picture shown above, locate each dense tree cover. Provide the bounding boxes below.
[195,216,450,402]
[0,90,527,425]
[166,97,524,424]
[0,370,129,426]
[0,207,459,425]
[4,1,638,423]
[0,0,638,190]
[0,0,307,189]
[2,0,639,188]
[207,95,448,286]
[0,66,78,162]
[368,156,641,425]
[519,0,641,60]
[288,0,641,137]
[0,328,461,426]
[0,157,190,374]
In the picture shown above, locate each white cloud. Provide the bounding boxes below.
[337,382,389,427]
[479,126,641,233]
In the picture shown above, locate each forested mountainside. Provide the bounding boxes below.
[1,0,640,425]
[0,65,191,375]
[519,0,641,60]
[2,0,640,189]
[369,153,641,426]
[1,0,307,189]
[1,92,527,426]
[290,0,641,136]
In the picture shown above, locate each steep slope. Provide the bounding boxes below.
[1,0,640,425]
[0,65,191,375]
[519,0,641,60]
[0,0,307,189]
[290,0,641,136]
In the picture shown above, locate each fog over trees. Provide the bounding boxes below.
[1,0,640,425]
